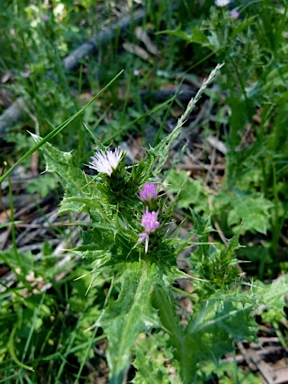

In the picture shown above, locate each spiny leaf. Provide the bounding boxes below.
[35,139,98,213]
[248,276,288,311]
[179,296,257,383]
[99,261,159,384]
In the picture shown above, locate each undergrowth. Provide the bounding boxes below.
[0,1,288,383]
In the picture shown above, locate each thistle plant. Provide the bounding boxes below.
[25,64,288,383]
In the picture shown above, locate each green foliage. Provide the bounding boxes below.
[6,133,35,153]
[0,248,104,382]
[248,276,288,314]
[158,27,208,45]
[154,271,288,383]
[100,262,159,383]
[161,0,288,265]
[165,170,274,236]
[133,332,178,384]
[213,189,274,235]
[190,213,240,294]
[37,114,286,382]
[2,2,288,381]
[203,360,262,384]
[27,173,59,198]
[166,170,209,213]
[32,64,272,383]
[40,141,98,213]
[35,116,190,382]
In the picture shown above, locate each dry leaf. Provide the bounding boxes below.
[135,26,159,55]
[123,42,153,64]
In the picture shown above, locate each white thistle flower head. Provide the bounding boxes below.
[89,147,123,176]
[215,0,230,6]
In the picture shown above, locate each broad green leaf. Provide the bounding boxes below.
[99,261,159,384]
[227,192,273,234]
[166,169,189,192]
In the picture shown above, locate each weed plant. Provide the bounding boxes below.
[1,1,288,383]
[1,65,287,383]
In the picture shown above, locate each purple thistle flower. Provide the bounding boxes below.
[42,15,49,21]
[88,147,123,176]
[141,209,160,232]
[231,10,239,19]
[139,183,157,203]
[138,208,160,253]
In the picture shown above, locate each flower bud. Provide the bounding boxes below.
[139,183,157,203]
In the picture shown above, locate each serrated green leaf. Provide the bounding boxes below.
[179,297,258,383]
[227,193,273,234]
[214,190,273,234]
[154,284,262,384]
[133,332,178,384]
[37,140,98,213]
[99,261,159,384]
[248,276,288,312]
[166,169,189,193]
[221,233,240,265]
